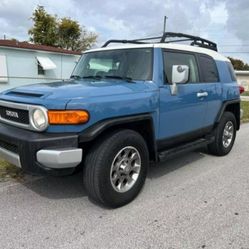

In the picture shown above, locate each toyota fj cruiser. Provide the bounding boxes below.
[0,33,240,207]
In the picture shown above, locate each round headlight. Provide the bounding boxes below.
[31,108,48,131]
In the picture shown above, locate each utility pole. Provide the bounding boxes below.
[163,16,168,34]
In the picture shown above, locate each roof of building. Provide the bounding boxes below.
[235,70,249,75]
[0,39,82,55]
[87,43,229,62]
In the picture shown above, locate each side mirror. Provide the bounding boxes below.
[170,65,189,95]
[172,65,189,84]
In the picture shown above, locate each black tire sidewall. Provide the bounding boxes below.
[96,131,149,207]
[215,112,236,155]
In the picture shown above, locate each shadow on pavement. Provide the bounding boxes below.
[22,172,86,199]
[20,147,209,200]
[148,148,208,179]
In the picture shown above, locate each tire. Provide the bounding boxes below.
[208,112,237,156]
[83,129,149,208]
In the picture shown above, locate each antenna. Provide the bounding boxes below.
[163,16,168,33]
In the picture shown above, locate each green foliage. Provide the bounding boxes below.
[28,6,97,51]
[28,6,58,46]
[228,57,249,71]
[241,101,249,123]
[58,18,81,50]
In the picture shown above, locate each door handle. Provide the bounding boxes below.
[197,92,208,98]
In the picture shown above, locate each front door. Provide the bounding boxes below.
[159,50,208,140]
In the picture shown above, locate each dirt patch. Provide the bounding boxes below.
[0,159,24,182]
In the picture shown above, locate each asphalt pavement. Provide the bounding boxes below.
[1,124,249,249]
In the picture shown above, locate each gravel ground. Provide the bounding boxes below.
[1,124,249,249]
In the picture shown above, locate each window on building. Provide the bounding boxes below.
[37,62,45,75]
[199,55,219,82]
[36,56,56,76]
[0,55,8,83]
[163,51,199,84]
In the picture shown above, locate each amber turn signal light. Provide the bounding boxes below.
[48,110,89,125]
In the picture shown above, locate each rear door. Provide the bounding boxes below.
[197,54,222,127]
[159,50,208,140]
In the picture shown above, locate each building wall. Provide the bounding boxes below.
[0,47,80,91]
[236,74,249,91]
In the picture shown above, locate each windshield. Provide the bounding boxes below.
[72,48,153,81]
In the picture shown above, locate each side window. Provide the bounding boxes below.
[199,55,219,82]
[163,51,199,84]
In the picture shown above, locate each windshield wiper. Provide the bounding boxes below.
[82,75,103,80]
[105,76,135,83]
[70,75,82,80]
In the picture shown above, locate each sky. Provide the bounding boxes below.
[1,0,249,62]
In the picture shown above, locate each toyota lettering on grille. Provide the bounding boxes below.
[5,110,19,118]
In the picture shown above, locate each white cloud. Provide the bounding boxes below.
[0,0,249,62]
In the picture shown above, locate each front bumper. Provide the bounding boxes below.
[0,123,82,175]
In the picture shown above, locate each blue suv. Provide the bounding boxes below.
[0,33,240,207]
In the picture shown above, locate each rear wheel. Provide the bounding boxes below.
[83,129,149,208]
[208,112,236,156]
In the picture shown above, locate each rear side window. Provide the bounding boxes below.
[226,62,237,81]
[199,55,219,82]
[163,52,199,83]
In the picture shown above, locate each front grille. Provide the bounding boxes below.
[0,106,29,125]
[0,140,18,154]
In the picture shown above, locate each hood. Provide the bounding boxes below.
[3,79,154,99]
[0,79,154,109]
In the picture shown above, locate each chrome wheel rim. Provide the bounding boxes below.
[222,121,234,148]
[110,146,141,193]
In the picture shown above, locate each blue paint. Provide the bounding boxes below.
[0,47,240,141]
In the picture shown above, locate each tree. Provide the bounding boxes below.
[28,6,58,46]
[28,6,97,51]
[228,57,249,71]
[57,18,97,51]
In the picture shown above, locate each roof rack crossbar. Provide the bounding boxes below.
[102,32,218,51]
[102,39,146,48]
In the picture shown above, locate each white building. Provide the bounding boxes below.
[235,71,249,91]
[0,40,81,91]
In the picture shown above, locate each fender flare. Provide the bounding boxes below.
[78,113,155,141]
[215,99,240,129]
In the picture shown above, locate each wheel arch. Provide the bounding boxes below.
[216,100,240,130]
[79,114,157,162]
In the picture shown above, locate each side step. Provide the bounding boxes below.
[158,137,214,162]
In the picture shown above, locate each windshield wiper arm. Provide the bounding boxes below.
[105,76,134,83]
[82,75,103,80]
[70,75,82,79]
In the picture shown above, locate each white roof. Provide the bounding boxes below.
[87,43,229,62]
[36,56,56,70]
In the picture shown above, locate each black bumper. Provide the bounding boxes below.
[0,123,79,175]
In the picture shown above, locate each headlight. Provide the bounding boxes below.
[31,108,48,131]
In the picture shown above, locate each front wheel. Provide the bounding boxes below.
[83,129,149,208]
[208,112,237,156]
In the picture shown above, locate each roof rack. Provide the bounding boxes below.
[102,32,218,51]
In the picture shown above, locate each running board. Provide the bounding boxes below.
[158,137,214,162]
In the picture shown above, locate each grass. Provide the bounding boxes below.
[0,158,23,182]
[241,101,249,123]
[242,91,249,96]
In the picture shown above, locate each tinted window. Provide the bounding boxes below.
[163,52,199,83]
[199,55,219,82]
[226,61,237,81]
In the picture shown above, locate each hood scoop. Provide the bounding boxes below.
[6,91,45,98]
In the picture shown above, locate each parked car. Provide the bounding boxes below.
[0,33,240,208]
